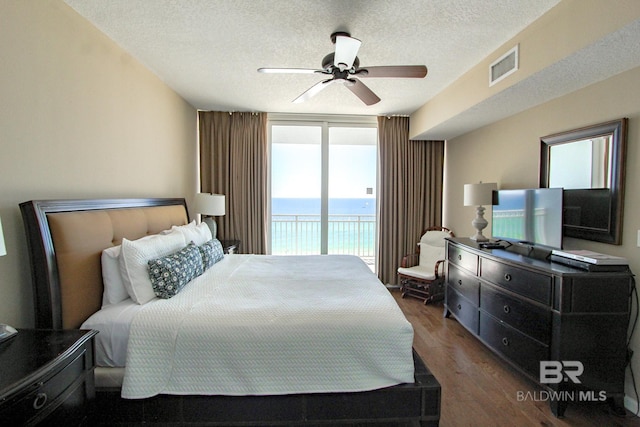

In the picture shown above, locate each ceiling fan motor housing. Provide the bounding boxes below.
[322,53,360,72]
[330,31,351,44]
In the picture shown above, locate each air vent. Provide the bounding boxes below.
[489,45,519,86]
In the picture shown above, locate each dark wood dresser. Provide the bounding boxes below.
[0,329,97,426]
[444,237,632,417]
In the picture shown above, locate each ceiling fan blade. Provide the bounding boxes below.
[293,79,336,103]
[356,65,428,78]
[258,67,324,74]
[344,78,380,106]
[334,35,361,69]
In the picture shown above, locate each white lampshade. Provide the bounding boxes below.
[464,182,497,207]
[0,216,6,257]
[194,193,226,216]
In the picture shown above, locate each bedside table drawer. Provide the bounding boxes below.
[0,329,96,427]
[0,350,86,425]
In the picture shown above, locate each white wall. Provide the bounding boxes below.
[0,1,198,327]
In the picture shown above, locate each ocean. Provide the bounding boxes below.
[272,198,376,215]
[271,198,376,256]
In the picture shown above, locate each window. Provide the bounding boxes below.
[269,116,377,269]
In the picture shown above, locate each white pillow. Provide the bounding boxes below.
[173,221,212,246]
[119,230,185,304]
[160,220,195,236]
[101,245,129,307]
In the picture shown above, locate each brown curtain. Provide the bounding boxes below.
[199,111,268,254]
[377,116,445,285]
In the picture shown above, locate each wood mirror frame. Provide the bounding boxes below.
[540,118,628,245]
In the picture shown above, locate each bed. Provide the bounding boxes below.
[20,198,440,426]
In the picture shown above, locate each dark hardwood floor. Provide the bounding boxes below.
[392,290,640,427]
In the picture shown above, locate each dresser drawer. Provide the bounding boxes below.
[479,312,549,377]
[480,258,551,305]
[446,287,478,334]
[447,244,478,274]
[447,264,480,305]
[480,284,551,344]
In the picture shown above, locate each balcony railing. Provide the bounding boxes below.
[271,214,376,258]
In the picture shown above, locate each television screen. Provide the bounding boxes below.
[491,188,563,249]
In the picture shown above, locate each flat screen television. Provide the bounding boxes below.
[491,188,564,249]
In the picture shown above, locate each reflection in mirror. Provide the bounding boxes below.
[540,118,627,245]
[548,136,611,189]
[563,188,610,230]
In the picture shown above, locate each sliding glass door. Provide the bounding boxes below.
[327,126,377,267]
[271,125,322,254]
[270,118,377,268]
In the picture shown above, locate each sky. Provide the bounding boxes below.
[271,125,377,199]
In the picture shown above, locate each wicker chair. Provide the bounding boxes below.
[397,226,454,304]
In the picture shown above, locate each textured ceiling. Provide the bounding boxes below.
[420,17,640,139]
[63,0,561,120]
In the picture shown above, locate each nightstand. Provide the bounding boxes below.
[220,239,240,254]
[0,329,97,426]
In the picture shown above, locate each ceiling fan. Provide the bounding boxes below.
[258,32,428,106]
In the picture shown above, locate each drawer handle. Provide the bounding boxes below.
[457,304,462,310]
[458,254,462,261]
[33,392,47,410]
[502,337,510,346]
[504,273,512,282]
[457,279,463,286]
[503,305,511,314]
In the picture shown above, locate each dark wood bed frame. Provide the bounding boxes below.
[20,198,441,426]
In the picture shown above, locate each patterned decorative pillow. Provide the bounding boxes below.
[199,239,225,270]
[147,243,204,299]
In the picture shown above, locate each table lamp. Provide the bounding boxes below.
[463,182,497,242]
[194,193,226,239]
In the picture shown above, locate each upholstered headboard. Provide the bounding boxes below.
[20,198,189,329]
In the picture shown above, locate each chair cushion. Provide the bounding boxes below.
[398,265,437,281]
[419,242,445,269]
[420,230,450,246]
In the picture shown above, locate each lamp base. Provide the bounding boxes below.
[470,206,489,242]
[470,233,489,242]
[202,216,217,239]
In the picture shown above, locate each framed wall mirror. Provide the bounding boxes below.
[540,118,628,245]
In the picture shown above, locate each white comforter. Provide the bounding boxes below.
[121,254,415,398]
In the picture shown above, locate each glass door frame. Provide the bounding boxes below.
[267,113,378,260]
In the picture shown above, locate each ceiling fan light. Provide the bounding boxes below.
[334,35,361,70]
